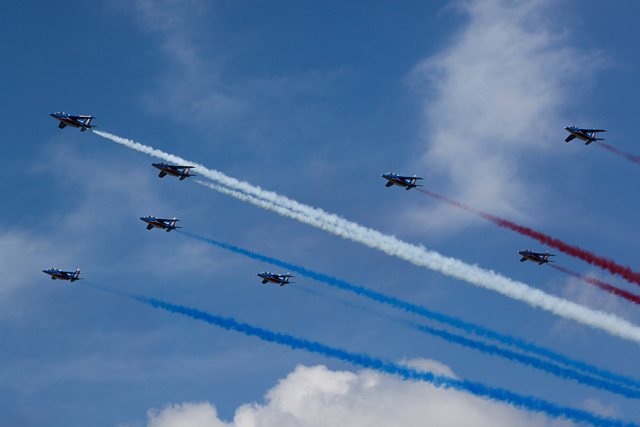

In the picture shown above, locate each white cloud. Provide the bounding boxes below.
[582,398,620,420]
[144,362,573,427]
[409,0,596,232]
[0,229,61,307]
[147,401,230,427]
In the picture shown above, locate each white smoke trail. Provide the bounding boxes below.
[93,130,640,344]
[193,180,640,345]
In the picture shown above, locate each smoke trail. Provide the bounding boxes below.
[597,142,640,165]
[92,131,640,345]
[415,323,640,399]
[176,229,640,390]
[418,189,640,288]
[82,282,640,427]
[293,280,640,398]
[192,179,640,345]
[551,265,640,306]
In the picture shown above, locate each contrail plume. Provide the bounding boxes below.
[550,265,640,306]
[418,189,640,288]
[177,229,640,390]
[82,282,640,427]
[416,323,640,399]
[193,179,640,345]
[92,131,640,345]
[597,142,640,165]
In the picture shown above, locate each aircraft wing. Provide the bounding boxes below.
[580,129,606,133]
[565,134,576,142]
[58,122,67,129]
[397,176,423,180]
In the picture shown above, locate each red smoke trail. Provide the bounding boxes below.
[597,142,640,165]
[550,265,640,306]
[417,189,640,287]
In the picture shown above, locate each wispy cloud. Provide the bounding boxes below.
[410,0,597,230]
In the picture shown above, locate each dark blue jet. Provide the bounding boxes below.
[152,163,196,180]
[564,126,606,145]
[140,216,181,232]
[50,112,97,132]
[381,173,424,190]
[517,250,556,265]
[42,268,82,282]
[257,272,295,286]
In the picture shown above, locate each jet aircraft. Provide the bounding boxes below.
[564,126,606,145]
[517,250,556,265]
[50,112,97,132]
[42,268,82,282]
[381,173,424,190]
[257,272,295,286]
[140,216,181,232]
[151,163,196,180]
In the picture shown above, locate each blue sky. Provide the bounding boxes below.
[2,1,640,426]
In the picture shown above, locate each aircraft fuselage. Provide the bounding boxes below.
[517,251,551,265]
[140,216,180,232]
[50,113,95,132]
[42,269,80,281]
[381,173,422,190]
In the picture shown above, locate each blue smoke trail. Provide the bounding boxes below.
[176,230,640,391]
[295,283,640,398]
[83,281,637,427]
[294,284,640,398]
[414,323,640,399]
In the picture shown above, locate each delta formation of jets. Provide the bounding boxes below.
[46,113,610,281]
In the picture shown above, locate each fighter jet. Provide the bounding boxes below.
[50,112,97,132]
[564,126,606,145]
[151,163,196,180]
[381,173,423,190]
[517,250,556,265]
[42,268,83,282]
[140,216,181,232]
[257,272,295,286]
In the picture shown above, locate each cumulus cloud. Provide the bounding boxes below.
[144,362,573,427]
[409,0,596,231]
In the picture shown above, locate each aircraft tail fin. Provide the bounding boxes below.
[180,170,196,180]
